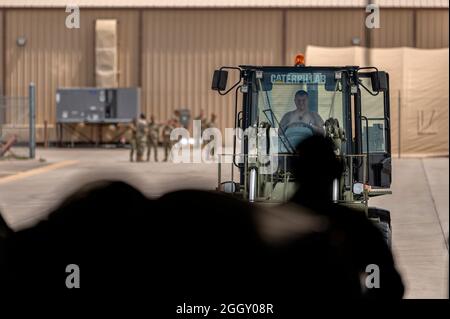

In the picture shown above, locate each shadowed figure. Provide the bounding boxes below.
[151,189,384,301]
[3,181,152,291]
[1,182,267,297]
[286,135,404,299]
[0,144,403,302]
[0,213,13,284]
[152,190,267,300]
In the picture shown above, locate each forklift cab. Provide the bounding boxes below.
[212,62,392,204]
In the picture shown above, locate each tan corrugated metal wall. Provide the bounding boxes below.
[142,9,283,132]
[286,9,367,63]
[1,8,448,142]
[416,9,449,48]
[370,9,415,47]
[4,9,139,141]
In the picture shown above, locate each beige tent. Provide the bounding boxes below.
[306,46,449,157]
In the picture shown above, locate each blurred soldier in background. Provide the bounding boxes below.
[128,119,138,162]
[177,109,191,129]
[202,113,217,144]
[173,109,181,124]
[206,113,217,129]
[195,109,207,132]
[147,115,160,162]
[203,113,218,160]
[162,119,175,162]
[195,109,207,150]
[135,113,148,162]
[194,109,206,121]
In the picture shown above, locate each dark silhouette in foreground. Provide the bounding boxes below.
[288,135,404,299]
[0,136,403,302]
[3,181,152,290]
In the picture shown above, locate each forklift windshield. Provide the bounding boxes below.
[255,70,345,154]
[213,65,392,201]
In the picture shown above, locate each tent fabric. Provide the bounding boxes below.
[306,45,449,157]
[95,19,118,88]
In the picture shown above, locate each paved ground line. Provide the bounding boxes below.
[420,159,449,251]
[0,160,79,185]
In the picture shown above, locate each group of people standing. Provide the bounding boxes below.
[128,109,217,163]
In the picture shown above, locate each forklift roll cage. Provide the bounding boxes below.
[212,64,392,206]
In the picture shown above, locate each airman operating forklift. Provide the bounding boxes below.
[211,55,393,246]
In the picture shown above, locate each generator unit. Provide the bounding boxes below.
[56,87,140,124]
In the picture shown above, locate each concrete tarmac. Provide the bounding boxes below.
[0,147,448,298]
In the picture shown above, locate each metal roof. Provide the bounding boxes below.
[0,0,448,8]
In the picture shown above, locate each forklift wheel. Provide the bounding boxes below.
[376,220,392,249]
[368,207,392,249]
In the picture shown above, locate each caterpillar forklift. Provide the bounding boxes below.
[211,54,393,246]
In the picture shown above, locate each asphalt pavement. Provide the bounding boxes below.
[0,147,447,298]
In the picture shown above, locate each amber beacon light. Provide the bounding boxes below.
[295,54,305,66]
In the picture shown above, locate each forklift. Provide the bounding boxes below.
[211,54,393,246]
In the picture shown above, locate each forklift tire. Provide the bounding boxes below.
[368,207,392,249]
[376,220,392,249]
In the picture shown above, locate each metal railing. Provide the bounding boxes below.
[0,83,36,159]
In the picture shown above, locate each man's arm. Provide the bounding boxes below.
[279,111,292,130]
[310,112,325,136]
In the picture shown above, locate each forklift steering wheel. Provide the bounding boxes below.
[284,121,312,132]
[279,121,314,153]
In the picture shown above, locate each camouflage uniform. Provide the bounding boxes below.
[135,118,148,162]
[206,118,216,129]
[146,121,160,162]
[203,116,217,159]
[129,122,138,162]
[162,121,174,162]
[195,115,207,133]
